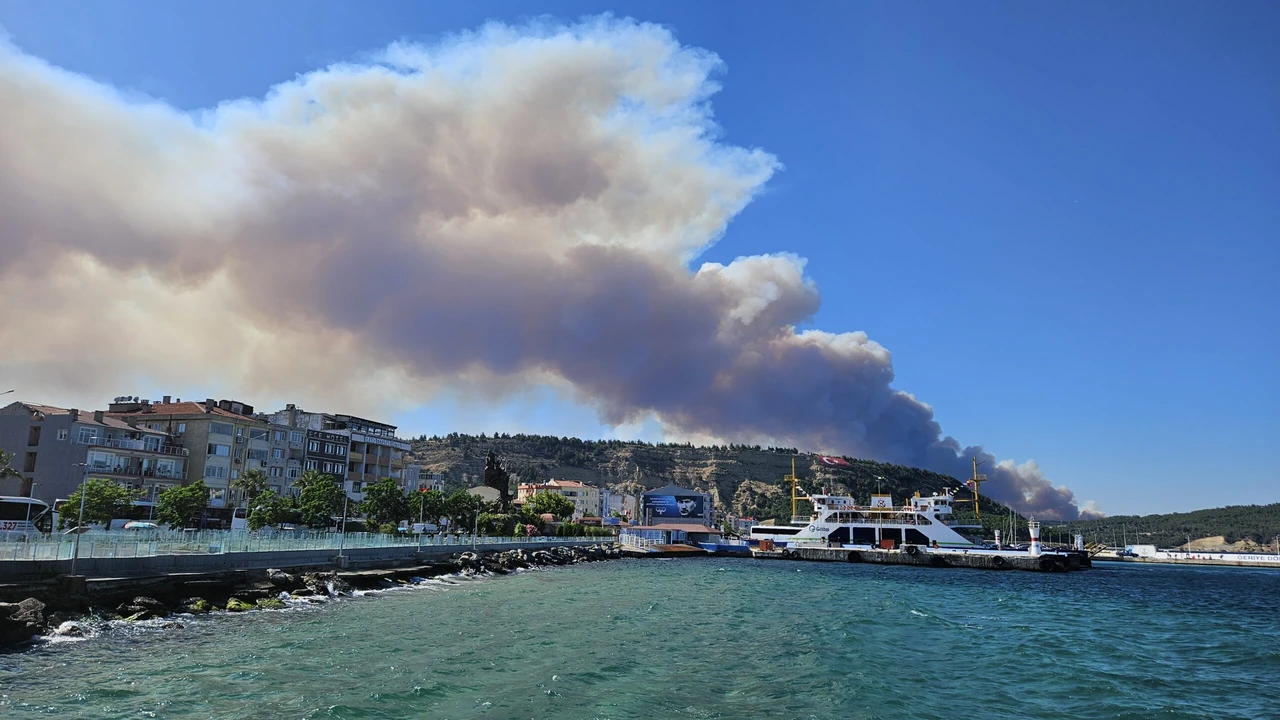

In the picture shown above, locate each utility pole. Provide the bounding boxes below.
[70,463,89,577]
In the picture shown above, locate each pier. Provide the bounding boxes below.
[755,544,1089,572]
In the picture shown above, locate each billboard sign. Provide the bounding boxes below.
[644,494,705,520]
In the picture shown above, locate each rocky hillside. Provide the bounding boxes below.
[409,433,1003,521]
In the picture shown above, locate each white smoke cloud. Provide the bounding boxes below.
[0,18,1091,519]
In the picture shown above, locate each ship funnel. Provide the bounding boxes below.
[1028,516,1041,557]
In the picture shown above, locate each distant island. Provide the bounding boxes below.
[408,433,1280,549]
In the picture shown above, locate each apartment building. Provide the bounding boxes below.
[108,397,274,508]
[267,406,410,499]
[516,479,601,520]
[0,401,189,504]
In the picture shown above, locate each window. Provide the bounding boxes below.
[209,422,233,436]
[249,429,268,441]
[23,452,37,472]
[231,470,239,480]
[305,460,318,470]
[77,427,99,444]
[286,467,300,479]
[269,466,282,478]
[145,436,161,451]
[290,431,304,444]
[273,431,285,442]
[208,444,230,457]
[204,465,228,479]
[248,449,268,462]
[176,422,186,434]
[57,429,69,441]
[208,488,225,501]
[27,426,41,446]
[272,448,283,460]
[307,440,320,453]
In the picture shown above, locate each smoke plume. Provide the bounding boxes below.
[0,19,1094,519]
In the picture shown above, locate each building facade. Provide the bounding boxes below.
[0,401,189,505]
[267,406,410,499]
[516,479,601,520]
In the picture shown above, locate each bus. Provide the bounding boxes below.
[0,496,53,540]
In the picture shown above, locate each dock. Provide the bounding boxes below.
[754,544,1089,572]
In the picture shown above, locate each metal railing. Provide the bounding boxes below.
[80,437,189,456]
[0,531,603,562]
[619,533,660,550]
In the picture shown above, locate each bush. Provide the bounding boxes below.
[378,522,399,535]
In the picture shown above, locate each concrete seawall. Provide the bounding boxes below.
[0,539,604,581]
[767,545,1087,572]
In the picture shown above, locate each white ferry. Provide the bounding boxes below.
[749,459,983,549]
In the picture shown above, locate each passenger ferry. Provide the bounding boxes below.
[749,460,983,549]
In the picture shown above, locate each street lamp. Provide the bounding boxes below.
[69,462,90,576]
[23,481,38,534]
[0,389,14,396]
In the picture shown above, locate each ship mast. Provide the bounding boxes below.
[964,456,988,522]
[788,457,799,520]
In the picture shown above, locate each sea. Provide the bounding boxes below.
[2,558,1278,719]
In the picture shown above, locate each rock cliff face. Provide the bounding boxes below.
[410,434,994,521]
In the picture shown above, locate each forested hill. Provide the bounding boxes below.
[407,433,1008,522]
[1058,503,1280,549]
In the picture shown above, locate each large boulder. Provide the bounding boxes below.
[225,598,254,613]
[0,598,46,646]
[266,569,304,592]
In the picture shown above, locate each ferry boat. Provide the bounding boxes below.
[748,459,984,549]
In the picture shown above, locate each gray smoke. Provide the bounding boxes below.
[0,18,1095,519]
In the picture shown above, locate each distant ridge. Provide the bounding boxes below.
[408,432,1008,522]
[1060,503,1280,549]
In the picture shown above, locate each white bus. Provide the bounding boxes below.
[0,496,53,540]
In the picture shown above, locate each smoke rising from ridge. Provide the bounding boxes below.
[0,19,1094,519]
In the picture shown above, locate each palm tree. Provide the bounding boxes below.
[232,468,269,507]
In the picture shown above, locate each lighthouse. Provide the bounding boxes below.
[1028,516,1042,557]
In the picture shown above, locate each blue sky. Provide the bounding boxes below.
[2,1,1276,514]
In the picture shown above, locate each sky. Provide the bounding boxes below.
[0,0,1276,515]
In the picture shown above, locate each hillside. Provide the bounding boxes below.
[1058,503,1280,549]
[408,433,1007,522]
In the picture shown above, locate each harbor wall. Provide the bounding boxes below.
[0,539,603,581]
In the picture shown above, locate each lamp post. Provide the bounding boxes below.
[0,389,13,396]
[70,462,89,576]
[23,481,38,534]
[338,493,349,560]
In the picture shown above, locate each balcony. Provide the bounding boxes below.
[79,436,189,457]
[85,465,186,481]
[348,450,365,463]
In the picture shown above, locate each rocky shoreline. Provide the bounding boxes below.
[1,543,622,649]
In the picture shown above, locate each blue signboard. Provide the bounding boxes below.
[643,494,705,519]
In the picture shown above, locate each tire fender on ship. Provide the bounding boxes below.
[992,556,1007,568]
[905,545,919,556]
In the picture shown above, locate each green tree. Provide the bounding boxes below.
[247,489,294,530]
[407,488,445,527]
[0,449,22,483]
[232,468,269,506]
[155,480,210,529]
[58,478,141,530]
[445,490,487,531]
[528,492,575,521]
[296,470,346,528]
[359,478,410,530]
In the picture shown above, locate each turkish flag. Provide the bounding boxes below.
[818,455,851,467]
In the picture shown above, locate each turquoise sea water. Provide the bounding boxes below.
[3,558,1279,719]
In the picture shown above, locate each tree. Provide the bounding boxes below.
[58,478,140,530]
[408,488,446,527]
[155,480,209,529]
[528,492,575,521]
[232,469,269,506]
[445,490,488,531]
[359,478,410,530]
[247,489,293,530]
[296,471,346,528]
[0,449,22,483]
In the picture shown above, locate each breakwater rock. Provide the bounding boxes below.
[2,544,621,650]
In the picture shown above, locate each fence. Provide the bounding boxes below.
[0,530,599,562]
